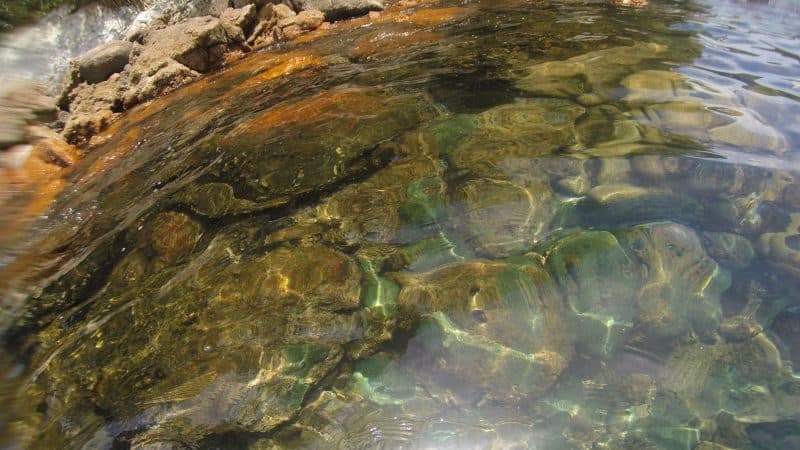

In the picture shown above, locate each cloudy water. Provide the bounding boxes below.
[1,0,800,448]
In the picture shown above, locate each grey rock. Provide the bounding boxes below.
[78,40,133,84]
[287,0,384,20]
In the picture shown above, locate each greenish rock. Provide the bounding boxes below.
[173,182,269,218]
[390,234,468,272]
[318,133,446,244]
[702,232,755,270]
[395,260,573,401]
[449,177,556,258]
[400,177,447,227]
[24,241,367,446]
[578,184,703,228]
[632,100,788,154]
[427,114,478,156]
[545,231,637,357]
[446,98,585,178]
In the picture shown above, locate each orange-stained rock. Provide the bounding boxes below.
[228,88,388,136]
[349,27,443,59]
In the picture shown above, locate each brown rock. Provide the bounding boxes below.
[62,74,125,144]
[220,4,258,37]
[138,16,240,73]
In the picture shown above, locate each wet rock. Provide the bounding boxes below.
[757,213,800,276]
[545,231,636,357]
[447,98,585,178]
[578,184,702,228]
[147,212,203,265]
[287,0,384,21]
[319,136,446,245]
[618,222,729,342]
[515,42,667,99]
[771,310,800,369]
[78,40,133,84]
[395,259,572,401]
[719,315,762,343]
[449,177,556,258]
[621,69,694,104]
[633,101,788,154]
[177,89,437,217]
[702,232,755,270]
[28,241,366,447]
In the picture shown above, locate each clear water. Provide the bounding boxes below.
[1,0,800,448]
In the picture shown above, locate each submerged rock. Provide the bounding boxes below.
[176,89,438,217]
[545,231,637,358]
[394,259,573,402]
[515,42,667,99]
[449,177,557,258]
[446,98,585,178]
[758,213,800,277]
[617,222,729,343]
[702,232,755,270]
[25,240,368,447]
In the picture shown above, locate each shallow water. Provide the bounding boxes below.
[2,0,800,448]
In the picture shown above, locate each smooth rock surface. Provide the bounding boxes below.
[78,40,133,84]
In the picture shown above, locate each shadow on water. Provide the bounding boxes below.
[1,0,800,448]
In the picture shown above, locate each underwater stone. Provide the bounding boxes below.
[578,184,702,228]
[449,177,555,258]
[617,222,729,342]
[395,260,572,400]
[633,101,788,154]
[621,69,694,105]
[147,211,202,264]
[27,242,366,446]
[758,213,800,277]
[446,98,585,178]
[515,42,667,99]
[203,89,438,214]
[545,231,636,358]
[702,232,755,270]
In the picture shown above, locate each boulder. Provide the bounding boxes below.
[220,4,259,37]
[137,16,240,73]
[78,40,133,84]
[286,0,384,21]
[62,74,126,144]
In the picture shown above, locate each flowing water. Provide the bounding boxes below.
[1,0,800,448]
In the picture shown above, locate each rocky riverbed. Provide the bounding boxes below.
[1,0,800,448]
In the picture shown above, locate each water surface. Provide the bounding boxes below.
[1,0,800,448]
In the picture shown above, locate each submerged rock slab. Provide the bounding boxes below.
[175,88,439,217]
[515,42,667,99]
[545,231,637,358]
[22,241,367,447]
[617,222,729,343]
[395,259,573,401]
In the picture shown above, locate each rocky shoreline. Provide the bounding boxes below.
[0,0,389,245]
